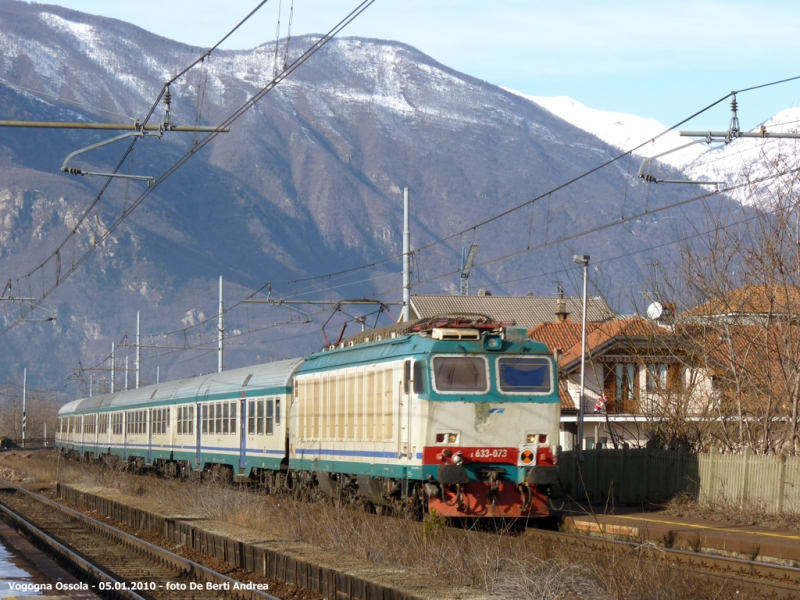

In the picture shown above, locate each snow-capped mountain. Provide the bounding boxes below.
[513,91,800,204]
[0,0,714,389]
[506,91,707,169]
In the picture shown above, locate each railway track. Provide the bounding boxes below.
[4,469,798,599]
[0,480,280,600]
[520,523,800,598]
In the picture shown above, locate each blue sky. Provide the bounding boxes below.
[39,1,800,130]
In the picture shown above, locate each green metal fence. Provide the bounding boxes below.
[555,448,799,512]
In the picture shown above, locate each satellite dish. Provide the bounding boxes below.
[647,302,663,320]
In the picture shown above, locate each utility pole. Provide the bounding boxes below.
[124,357,129,390]
[111,342,115,393]
[22,368,26,443]
[402,188,411,322]
[218,276,224,373]
[136,311,141,389]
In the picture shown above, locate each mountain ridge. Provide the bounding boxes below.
[0,0,723,394]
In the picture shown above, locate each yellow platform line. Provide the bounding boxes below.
[604,515,800,542]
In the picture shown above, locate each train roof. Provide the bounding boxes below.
[298,329,551,374]
[59,358,304,416]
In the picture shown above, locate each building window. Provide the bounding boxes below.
[605,363,639,413]
[646,363,667,390]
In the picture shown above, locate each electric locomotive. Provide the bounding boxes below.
[291,316,561,517]
[55,316,561,518]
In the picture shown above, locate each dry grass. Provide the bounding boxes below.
[0,451,749,599]
[663,491,800,531]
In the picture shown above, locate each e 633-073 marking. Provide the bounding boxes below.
[470,448,508,459]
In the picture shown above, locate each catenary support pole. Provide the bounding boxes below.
[218,276,224,373]
[136,312,140,389]
[111,342,115,393]
[124,357,129,390]
[402,188,410,322]
[22,368,26,442]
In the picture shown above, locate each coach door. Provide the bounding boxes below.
[123,411,128,460]
[239,397,247,472]
[400,361,412,459]
[196,402,202,467]
[147,408,153,465]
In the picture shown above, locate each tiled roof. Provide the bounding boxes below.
[530,318,669,373]
[527,321,603,356]
[409,295,616,328]
[559,318,666,370]
[684,285,800,317]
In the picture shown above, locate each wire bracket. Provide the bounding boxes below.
[60,131,158,186]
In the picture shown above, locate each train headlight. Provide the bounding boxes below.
[452,451,464,466]
[436,432,459,444]
[483,335,502,351]
[526,434,536,443]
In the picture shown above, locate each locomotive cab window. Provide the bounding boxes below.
[497,357,552,394]
[432,356,489,393]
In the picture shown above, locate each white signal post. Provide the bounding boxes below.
[572,254,590,462]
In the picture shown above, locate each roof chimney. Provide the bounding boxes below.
[555,282,569,322]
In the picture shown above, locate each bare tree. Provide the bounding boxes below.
[658,144,800,455]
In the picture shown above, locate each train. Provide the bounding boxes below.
[56,316,562,518]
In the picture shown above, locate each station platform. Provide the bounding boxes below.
[560,506,800,566]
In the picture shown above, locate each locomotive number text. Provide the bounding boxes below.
[471,448,508,458]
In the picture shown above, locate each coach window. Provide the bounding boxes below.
[275,399,281,425]
[223,403,230,435]
[202,406,209,434]
[266,399,274,435]
[215,402,222,434]
[248,401,255,434]
[432,356,489,393]
[188,406,194,435]
[257,400,265,435]
[230,402,237,434]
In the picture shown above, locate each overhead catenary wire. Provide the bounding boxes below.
[58,62,800,379]
[2,0,376,340]
[138,73,800,318]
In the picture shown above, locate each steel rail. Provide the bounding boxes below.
[0,488,147,600]
[521,524,800,597]
[0,479,280,600]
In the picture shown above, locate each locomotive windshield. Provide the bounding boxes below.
[432,356,489,393]
[497,357,552,393]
